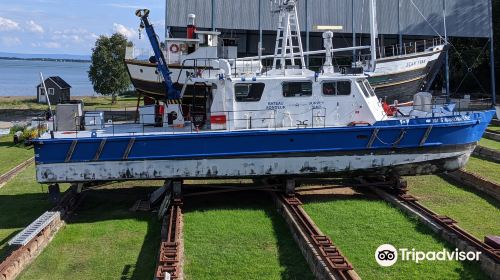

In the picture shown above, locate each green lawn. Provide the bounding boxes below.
[0,135,34,175]
[478,138,500,151]
[407,175,500,240]
[487,125,500,132]
[464,156,500,183]
[19,185,162,280]
[303,196,487,280]
[0,165,63,259]
[0,96,139,111]
[183,191,313,280]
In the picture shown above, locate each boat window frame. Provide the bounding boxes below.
[357,79,372,98]
[321,80,352,96]
[282,81,313,98]
[234,82,266,102]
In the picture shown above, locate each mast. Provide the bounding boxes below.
[368,0,378,72]
[270,0,305,72]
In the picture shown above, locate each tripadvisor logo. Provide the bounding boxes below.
[375,244,481,267]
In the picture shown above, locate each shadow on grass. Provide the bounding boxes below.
[439,174,500,209]
[183,190,314,279]
[64,187,161,280]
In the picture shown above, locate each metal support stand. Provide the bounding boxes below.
[173,180,182,199]
[48,184,61,205]
[71,183,84,194]
[285,179,296,196]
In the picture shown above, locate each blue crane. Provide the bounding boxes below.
[135,9,180,100]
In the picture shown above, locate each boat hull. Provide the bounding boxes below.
[33,111,494,183]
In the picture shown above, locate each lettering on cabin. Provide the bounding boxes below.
[266,101,285,110]
[309,101,325,109]
[406,59,427,68]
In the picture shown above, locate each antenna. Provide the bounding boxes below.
[270,0,305,72]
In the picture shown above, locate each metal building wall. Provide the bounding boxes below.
[167,0,490,38]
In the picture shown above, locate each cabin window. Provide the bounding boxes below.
[363,80,376,97]
[282,82,312,97]
[48,88,55,95]
[358,80,371,98]
[322,81,351,96]
[235,83,265,102]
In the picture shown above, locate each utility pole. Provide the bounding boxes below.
[352,0,356,63]
[305,0,310,67]
[259,0,262,56]
[443,0,450,100]
[398,0,403,54]
[211,0,215,31]
[165,0,169,39]
[488,0,496,105]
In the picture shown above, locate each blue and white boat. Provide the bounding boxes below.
[33,2,494,184]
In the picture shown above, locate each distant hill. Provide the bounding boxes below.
[0,52,90,61]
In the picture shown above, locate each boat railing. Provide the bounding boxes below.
[61,105,328,138]
[359,37,446,61]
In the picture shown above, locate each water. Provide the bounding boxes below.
[0,59,96,97]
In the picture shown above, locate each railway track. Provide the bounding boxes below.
[276,193,359,280]
[156,198,183,280]
[0,157,34,187]
[359,178,500,279]
[0,188,84,280]
[443,169,500,201]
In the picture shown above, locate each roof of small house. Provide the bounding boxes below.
[37,76,71,89]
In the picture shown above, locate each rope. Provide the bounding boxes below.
[409,0,490,96]
[375,129,407,146]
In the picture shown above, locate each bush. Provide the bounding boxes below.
[9,124,26,135]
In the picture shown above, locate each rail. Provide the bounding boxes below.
[156,198,183,280]
[358,177,500,265]
[279,194,357,280]
[0,157,34,186]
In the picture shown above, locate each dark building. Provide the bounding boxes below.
[36,76,71,105]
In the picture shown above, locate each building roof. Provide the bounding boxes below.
[37,76,71,89]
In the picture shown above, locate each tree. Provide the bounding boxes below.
[88,33,131,104]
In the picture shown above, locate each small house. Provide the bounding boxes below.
[37,76,71,104]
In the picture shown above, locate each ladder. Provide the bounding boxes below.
[271,0,305,72]
[8,211,60,246]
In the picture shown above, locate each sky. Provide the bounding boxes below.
[0,0,167,55]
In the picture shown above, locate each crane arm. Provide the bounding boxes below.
[135,9,180,100]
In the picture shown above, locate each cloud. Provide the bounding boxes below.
[106,3,144,9]
[43,42,61,48]
[26,20,44,33]
[0,17,20,31]
[1,36,21,46]
[113,23,136,39]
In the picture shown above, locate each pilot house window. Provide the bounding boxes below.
[283,82,312,97]
[322,81,351,96]
[235,83,265,102]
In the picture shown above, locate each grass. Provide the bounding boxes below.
[0,135,34,175]
[19,184,162,280]
[487,125,500,132]
[183,191,313,280]
[302,195,487,280]
[464,156,500,183]
[479,138,500,151]
[407,175,500,240]
[0,96,139,111]
[0,165,66,259]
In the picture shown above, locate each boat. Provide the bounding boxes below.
[32,2,494,185]
[124,1,446,105]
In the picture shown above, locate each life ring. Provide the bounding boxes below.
[169,44,179,53]
[179,43,188,52]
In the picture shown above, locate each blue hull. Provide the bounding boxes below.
[33,110,494,183]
